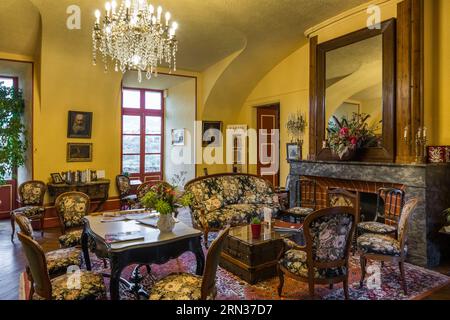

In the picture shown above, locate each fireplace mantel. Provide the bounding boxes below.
[288,160,450,267]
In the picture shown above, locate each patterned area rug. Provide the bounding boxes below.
[19,250,450,300]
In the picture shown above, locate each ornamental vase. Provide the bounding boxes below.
[157,214,176,233]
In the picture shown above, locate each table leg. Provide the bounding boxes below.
[81,227,91,271]
[193,238,205,276]
[110,258,125,300]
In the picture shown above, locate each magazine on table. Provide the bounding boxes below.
[272,220,303,233]
[104,230,145,243]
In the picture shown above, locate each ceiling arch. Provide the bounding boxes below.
[0,0,41,58]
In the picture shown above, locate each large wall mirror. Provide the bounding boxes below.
[313,19,396,162]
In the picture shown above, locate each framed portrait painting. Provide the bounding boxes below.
[50,173,64,184]
[286,143,302,162]
[172,129,185,146]
[202,121,222,147]
[67,111,93,138]
[67,143,93,162]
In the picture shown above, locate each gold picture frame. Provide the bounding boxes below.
[67,143,93,162]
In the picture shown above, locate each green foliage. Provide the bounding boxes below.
[251,217,261,225]
[0,85,27,184]
[140,182,193,215]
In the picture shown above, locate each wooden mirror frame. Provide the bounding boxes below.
[310,19,396,163]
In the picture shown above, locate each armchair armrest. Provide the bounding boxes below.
[277,238,307,261]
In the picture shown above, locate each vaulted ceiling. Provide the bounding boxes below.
[1,0,371,115]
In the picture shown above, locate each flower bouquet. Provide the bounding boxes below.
[140,182,193,232]
[326,113,380,160]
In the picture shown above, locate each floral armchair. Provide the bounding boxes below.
[185,173,280,247]
[11,181,47,242]
[277,207,356,299]
[116,175,138,210]
[55,192,91,248]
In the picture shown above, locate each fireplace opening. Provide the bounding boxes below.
[360,192,379,221]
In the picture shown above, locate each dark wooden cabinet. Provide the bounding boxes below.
[47,179,110,212]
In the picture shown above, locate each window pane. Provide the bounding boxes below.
[0,78,14,89]
[146,116,161,134]
[123,115,141,134]
[145,155,161,173]
[146,136,161,153]
[145,91,162,110]
[123,89,141,109]
[122,155,140,173]
[123,135,140,154]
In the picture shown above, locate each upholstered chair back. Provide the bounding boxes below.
[201,227,230,299]
[55,192,90,232]
[137,181,157,201]
[397,198,419,247]
[303,207,355,265]
[18,181,46,206]
[116,175,131,197]
[15,214,34,238]
[18,232,52,299]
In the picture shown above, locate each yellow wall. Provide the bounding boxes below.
[236,0,399,187]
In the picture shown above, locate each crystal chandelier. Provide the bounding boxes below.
[92,0,178,82]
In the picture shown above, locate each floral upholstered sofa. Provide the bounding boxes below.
[184,173,280,246]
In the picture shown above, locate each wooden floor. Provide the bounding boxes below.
[1,216,449,300]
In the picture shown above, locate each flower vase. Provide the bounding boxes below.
[332,147,356,161]
[157,214,176,233]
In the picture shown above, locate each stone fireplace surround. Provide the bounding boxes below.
[288,160,450,267]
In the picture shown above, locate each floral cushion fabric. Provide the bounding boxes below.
[20,182,45,205]
[117,176,131,196]
[195,203,279,229]
[56,195,89,229]
[309,213,353,262]
[13,206,45,218]
[149,273,215,300]
[280,249,347,279]
[51,271,106,300]
[358,221,396,235]
[357,233,403,256]
[46,247,82,275]
[59,229,83,248]
[186,175,280,229]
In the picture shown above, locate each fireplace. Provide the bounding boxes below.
[288,159,450,267]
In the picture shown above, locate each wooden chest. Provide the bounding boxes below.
[219,224,301,284]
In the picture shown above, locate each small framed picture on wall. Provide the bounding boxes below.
[202,121,222,147]
[67,111,93,138]
[50,173,64,184]
[172,129,185,146]
[67,143,93,162]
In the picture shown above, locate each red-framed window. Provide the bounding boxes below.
[0,75,19,181]
[121,87,164,183]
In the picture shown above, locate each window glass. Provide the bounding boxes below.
[145,91,162,110]
[146,116,162,134]
[145,155,161,173]
[123,89,141,109]
[146,136,161,154]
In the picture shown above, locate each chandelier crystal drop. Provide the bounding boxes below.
[92,0,179,82]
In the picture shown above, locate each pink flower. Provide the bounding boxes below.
[350,136,358,145]
[339,127,349,136]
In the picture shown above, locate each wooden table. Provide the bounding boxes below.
[82,215,205,300]
[47,179,110,212]
[219,223,302,284]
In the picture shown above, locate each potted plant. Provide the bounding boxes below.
[0,84,27,184]
[286,111,307,159]
[250,217,262,239]
[140,182,193,233]
[326,113,380,161]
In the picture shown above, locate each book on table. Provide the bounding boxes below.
[272,220,303,233]
[104,231,145,243]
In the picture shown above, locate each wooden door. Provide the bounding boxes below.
[257,104,280,187]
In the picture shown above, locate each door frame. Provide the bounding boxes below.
[256,103,281,187]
